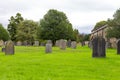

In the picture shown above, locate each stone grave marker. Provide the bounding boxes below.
[16,41,22,46]
[71,41,77,49]
[34,41,39,46]
[117,39,120,54]
[59,39,66,50]
[92,37,106,57]
[5,40,14,55]
[45,43,52,53]
[67,40,71,47]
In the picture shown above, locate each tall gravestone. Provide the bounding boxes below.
[59,39,66,50]
[71,41,77,49]
[67,40,71,47]
[117,40,120,54]
[92,37,106,57]
[45,43,52,53]
[5,40,14,55]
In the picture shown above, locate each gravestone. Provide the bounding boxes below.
[67,40,71,47]
[5,40,14,55]
[0,40,4,47]
[117,40,120,54]
[92,37,106,57]
[106,41,111,48]
[45,43,52,53]
[1,47,5,52]
[23,41,28,46]
[55,40,60,47]
[16,41,22,46]
[71,41,77,49]
[34,41,39,46]
[40,42,45,46]
[59,39,66,50]
[47,40,52,45]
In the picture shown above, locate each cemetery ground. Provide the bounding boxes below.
[0,46,119,80]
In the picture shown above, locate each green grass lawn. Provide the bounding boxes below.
[0,46,119,80]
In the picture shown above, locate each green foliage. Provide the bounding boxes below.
[16,20,38,42]
[0,46,119,80]
[106,8,120,39]
[79,34,90,42]
[94,21,107,30]
[7,13,24,41]
[38,9,74,43]
[0,24,10,41]
[73,29,80,42]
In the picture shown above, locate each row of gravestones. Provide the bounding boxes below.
[46,39,77,53]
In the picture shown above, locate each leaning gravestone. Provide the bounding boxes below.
[0,40,4,47]
[117,39,120,54]
[71,41,77,49]
[34,41,39,46]
[92,37,106,57]
[67,40,71,47]
[45,43,52,53]
[5,40,14,55]
[59,39,66,50]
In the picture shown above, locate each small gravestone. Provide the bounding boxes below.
[71,41,77,49]
[0,40,4,47]
[92,37,106,57]
[34,41,39,46]
[40,42,45,46]
[117,40,120,54]
[16,41,22,46]
[5,40,14,55]
[23,41,28,46]
[45,43,52,53]
[59,39,66,50]
[1,47,5,52]
[55,40,60,47]
[67,40,71,47]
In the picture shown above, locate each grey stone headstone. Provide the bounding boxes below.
[1,47,5,52]
[55,40,60,47]
[34,41,39,46]
[71,41,77,49]
[59,39,66,50]
[45,43,52,53]
[67,40,71,47]
[92,37,106,57]
[0,40,4,47]
[16,41,22,46]
[5,40,14,55]
[47,40,52,45]
[40,42,45,46]
[117,40,120,54]
[23,41,28,46]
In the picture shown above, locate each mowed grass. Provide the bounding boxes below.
[0,46,119,80]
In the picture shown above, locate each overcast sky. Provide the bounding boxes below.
[0,0,120,33]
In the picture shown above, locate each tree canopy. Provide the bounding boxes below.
[93,21,107,30]
[0,24,10,41]
[106,8,120,39]
[7,13,24,41]
[38,9,74,43]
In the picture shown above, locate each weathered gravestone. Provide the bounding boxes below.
[55,40,60,47]
[16,41,22,46]
[92,37,106,57]
[0,40,4,47]
[45,43,52,53]
[47,40,52,45]
[59,39,66,50]
[5,40,14,55]
[117,40,120,54]
[67,40,71,47]
[34,41,39,46]
[71,41,77,49]
[23,41,28,46]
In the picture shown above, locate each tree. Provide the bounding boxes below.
[0,24,10,41]
[73,29,80,42]
[38,9,74,44]
[106,8,120,39]
[16,20,38,43]
[93,21,107,30]
[7,13,24,41]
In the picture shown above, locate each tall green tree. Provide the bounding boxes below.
[93,21,107,30]
[0,24,10,41]
[7,13,24,41]
[16,20,38,43]
[73,29,80,42]
[106,8,120,39]
[38,9,74,43]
